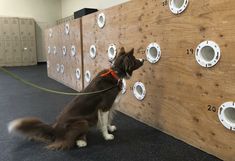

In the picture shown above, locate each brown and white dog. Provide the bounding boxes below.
[8,47,144,150]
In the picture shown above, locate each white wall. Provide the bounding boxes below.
[61,0,129,18]
[0,0,130,62]
[0,0,62,62]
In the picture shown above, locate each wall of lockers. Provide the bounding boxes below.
[0,17,37,66]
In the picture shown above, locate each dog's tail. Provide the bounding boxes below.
[8,117,55,143]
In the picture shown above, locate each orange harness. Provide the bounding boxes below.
[100,69,120,80]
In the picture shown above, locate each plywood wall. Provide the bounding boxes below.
[45,0,235,160]
[45,19,83,91]
[82,5,122,87]
[81,0,235,160]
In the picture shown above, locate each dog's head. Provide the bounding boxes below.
[112,47,144,79]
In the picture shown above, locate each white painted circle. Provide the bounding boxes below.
[122,79,127,94]
[49,28,53,38]
[47,46,51,54]
[195,41,221,68]
[133,82,146,101]
[146,43,161,64]
[97,13,106,29]
[89,45,96,59]
[60,64,64,74]
[76,68,81,80]
[169,0,189,14]
[65,23,70,35]
[53,46,57,55]
[62,46,67,56]
[218,101,235,131]
[108,44,117,61]
[56,64,60,73]
[71,45,76,57]
[85,71,91,83]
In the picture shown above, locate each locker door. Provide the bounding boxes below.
[19,19,27,41]
[4,41,13,65]
[2,18,11,41]
[0,41,5,65]
[12,40,22,65]
[0,18,3,41]
[21,40,30,64]
[27,19,36,41]
[28,40,37,64]
[10,18,20,41]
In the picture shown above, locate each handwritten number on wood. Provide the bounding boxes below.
[187,49,194,55]
[208,105,216,113]
[163,0,168,6]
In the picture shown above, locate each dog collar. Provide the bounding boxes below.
[100,69,120,80]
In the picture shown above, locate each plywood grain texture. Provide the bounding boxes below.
[81,0,235,160]
[45,19,83,91]
[82,5,122,87]
[44,0,235,160]
[45,25,61,83]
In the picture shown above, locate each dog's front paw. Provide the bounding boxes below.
[104,134,114,140]
[108,125,117,132]
[76,140,87,148]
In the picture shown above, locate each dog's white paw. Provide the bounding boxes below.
[108,125,117,132]
[76,140,87,148]
[104,134,114,140]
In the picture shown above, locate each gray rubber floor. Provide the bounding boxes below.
[0,64,221,161]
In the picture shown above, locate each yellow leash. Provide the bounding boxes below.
[0,67,118,96]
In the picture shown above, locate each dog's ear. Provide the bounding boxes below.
[119,47,126,56]
[128,48,134,56]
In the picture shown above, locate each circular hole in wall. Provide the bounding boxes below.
[146,43,161,64]
[71,45,76,57]
[133,82,146,101]
[53,46,57,55]
[224,108,235,124]
[56,64,60,73]
[200,46,215,62]
[62,46,67,56]
[89,45,96,59]
[169,0,189,14]
[85,71,91,83]
[60,64,64,74]
[218,102,235,131]
[65,23,70,35]
[97,13,106,29]
[108,44,117,61]
[76,68,81,80]
[195,41,221,68]
[173,0,185,8]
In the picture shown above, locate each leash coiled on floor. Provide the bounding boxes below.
[0,67,119,96]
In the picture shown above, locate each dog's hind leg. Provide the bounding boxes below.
[47,120,89,150]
